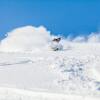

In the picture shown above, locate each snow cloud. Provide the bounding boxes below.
[72,32,100,43]
[0,25,100,52]
[0,26,51,52]
[87,33,100,43]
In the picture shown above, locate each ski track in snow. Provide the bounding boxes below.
[0,60,32,67]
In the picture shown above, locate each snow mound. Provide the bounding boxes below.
[0,26,51,52]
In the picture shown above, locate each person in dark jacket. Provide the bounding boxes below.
[50,37,63,51]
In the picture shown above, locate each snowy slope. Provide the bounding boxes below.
[0,87,99,100]
[0,26,100,100]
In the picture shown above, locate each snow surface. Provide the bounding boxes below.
[0,26,100,100]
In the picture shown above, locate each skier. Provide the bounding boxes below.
[50,37,63,51]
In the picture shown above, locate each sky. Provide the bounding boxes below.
[0,0,100,39]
